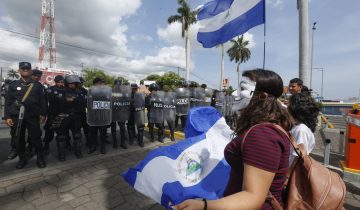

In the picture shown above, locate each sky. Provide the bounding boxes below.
[0,0,359,100]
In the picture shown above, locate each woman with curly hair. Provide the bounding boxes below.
[174,69,294,210]
[287,92,320,164]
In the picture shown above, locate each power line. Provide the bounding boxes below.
[0,27,134,59]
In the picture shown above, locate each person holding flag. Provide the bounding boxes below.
[173,69,293,210]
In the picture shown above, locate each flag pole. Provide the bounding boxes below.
[262,0,266,70]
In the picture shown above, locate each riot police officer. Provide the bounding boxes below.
[111,79,130,149]
[55,75,85,161]
[4,62,47,169]
[146,83,165,143]
[43,75,65,155]
[87,77,112,154]
[127,83,145,147]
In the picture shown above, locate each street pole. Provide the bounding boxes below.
[310,22,317,89]
[298,0,310,87]
[220,44,224,90]
[314,67,324,101]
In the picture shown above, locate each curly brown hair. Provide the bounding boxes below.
[235,69,294,135]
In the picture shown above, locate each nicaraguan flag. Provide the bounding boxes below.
[197,0,265,48]
[122,107,233,208]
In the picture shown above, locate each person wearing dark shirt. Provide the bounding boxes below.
[77,77,90,149]
[42,75,65,155]
[55,75,84,161]
[4,62,47,169]
[174,69,293,210]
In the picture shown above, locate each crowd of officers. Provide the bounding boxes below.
[3,62,236,169]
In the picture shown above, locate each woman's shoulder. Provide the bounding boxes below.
[246,123,289,142]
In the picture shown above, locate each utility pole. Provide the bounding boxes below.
[310,22,317,89]
[298,0,310,87]
[220,44,224,90]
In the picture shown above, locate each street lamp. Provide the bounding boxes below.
[313,67,324,101]
[310,22,317,89]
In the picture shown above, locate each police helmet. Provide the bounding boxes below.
[114,79,122,85]
[130,83,138,89]
[149,83,159,92]
[65,75,81,84]
[54,75,64,83]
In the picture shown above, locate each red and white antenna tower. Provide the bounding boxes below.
[38,0,56,68]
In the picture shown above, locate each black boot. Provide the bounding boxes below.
[112,132,118,149]
[138,129,144,147]
[170,130,175,142]
[57,141,66,162]
[149,126,154,142]
[128,128,134,145]
[158,127,164,143]
[74,142,83,159]
[120,135,128,149]
[7,148,17,160]
[43,142,50,156]
[16,157,28,169]
[36,152,46,168]
[100,143,107,154]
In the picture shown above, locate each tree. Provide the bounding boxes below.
[145,74,161,81]
[82,68,124,87]
[227,35,251,92]
[7,69,19,79]
[156,72,183,90]
[168,0,198,81]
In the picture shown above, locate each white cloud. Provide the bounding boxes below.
[266,0,284,9]
[130,34,153,42]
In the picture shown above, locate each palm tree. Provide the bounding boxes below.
[7,69,19,79]
[227,35,251,93]
[168,0,198,82]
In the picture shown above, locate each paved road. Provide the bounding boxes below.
[0,125,359,209]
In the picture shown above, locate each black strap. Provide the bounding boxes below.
[202,198,207,210]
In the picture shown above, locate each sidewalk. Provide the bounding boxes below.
[0,125,359,209]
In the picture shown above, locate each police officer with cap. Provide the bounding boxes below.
[77,76,90,149]
[4,62,47,169]
[127,83,145,147]
[31,69,43,82]
[42,75,65,155]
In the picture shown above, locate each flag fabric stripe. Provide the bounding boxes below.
[197,0,265,48]
[122,107,233,208]
[197,0,234,20]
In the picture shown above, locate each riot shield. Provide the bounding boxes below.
[149,91,164,124]
[175,88,190,116]
[164,91,177,123]
[225,95,234,117]
[133,92,146,126]
[204,88,213,106]
[194,87,205,107]
[215,91,225,116]
[112,85,131,122]
[87,85,112,126]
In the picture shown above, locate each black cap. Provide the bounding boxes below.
[54,75,64,82]
[19,62,31,70]
[32,69,43,76]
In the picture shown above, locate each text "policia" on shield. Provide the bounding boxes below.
[92,101,111,109]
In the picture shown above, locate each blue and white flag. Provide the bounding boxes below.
[122,107,233,208]
[197,0,265,48]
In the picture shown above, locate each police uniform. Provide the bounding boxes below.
[43,77,64,155]
[55,75,85,161]
[77,85,90,148]
[145,84,164,143]
[127,83,145,147]
[4,62,47,169]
